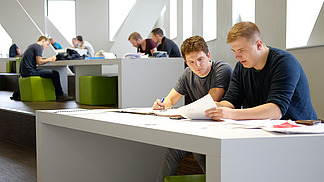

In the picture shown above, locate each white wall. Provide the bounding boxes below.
[75,0,111,54]
[0,0,55,57]
[256,0,286,50]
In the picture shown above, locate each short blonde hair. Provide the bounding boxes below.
[227,22,261,43]
[128,32,142,41]
[38,36,48,42]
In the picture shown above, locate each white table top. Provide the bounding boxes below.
[37,109,324,156]
[41,57,184,66]
[0,58,18,62]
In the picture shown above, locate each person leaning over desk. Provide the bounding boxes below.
[205,21,318,121]
[9,43,21,57]
[76,35,95,57]
[19,36,73,102]
[153,35,233,182]
[151,28,181,57]
[128,32,158,56]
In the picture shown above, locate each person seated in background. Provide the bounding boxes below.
[151,28,181,57]
[9,43,21,57]
[19,36,73,102]
[76,35,95,57]
[205,21,318,121]
[49,38,62,50]
[152,35,233,182]
[128,32,158,56]
[71,38,79,48]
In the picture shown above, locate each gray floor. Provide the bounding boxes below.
[0,140,36,182]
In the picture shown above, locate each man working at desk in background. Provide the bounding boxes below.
[76,35,95,57]
[9,43,21,57]
[49,38,62,50]
[206,22,317,121]
[128,32,158,56]
[153,35,233,182]
[151,28,181,57]
[20,36,73,102]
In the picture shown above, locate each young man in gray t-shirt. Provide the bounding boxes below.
[153,35,233,182]
[153,35,232,109]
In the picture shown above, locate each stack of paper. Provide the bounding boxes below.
[177,94,216,120]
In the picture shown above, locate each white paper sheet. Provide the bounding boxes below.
[177,94,216,120]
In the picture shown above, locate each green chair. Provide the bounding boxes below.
[79,76,117,105]
[19,76,56,102]
[164,174,206,182]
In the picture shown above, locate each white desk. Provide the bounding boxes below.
[0,58,19,72]
[36,109,324,182]
[40,58,184,108]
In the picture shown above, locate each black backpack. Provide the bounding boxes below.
[10,90,21,101]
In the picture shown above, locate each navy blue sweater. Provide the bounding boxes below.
[224,47,317,120]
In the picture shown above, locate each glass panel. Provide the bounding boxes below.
[0,24,12,58]
[47,0,76,42]
[109,0,136,41]
[170,0,177,39]
[232,0,255,25]
[286,0,324,48]
[183,0,192,40]
[203,0,217,41]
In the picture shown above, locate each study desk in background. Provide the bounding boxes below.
[0,58,19,72]
[39,58,184,108]
[36,109,324,182]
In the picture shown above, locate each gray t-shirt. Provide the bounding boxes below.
[174,60,233,102]
[19,43,43,75]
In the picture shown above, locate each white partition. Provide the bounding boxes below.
[41,58,185,108]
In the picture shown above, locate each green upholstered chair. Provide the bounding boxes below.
[19,76,56,102]
[164,174,206,182]
[79,76,117,105]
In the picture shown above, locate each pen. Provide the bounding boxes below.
[159,97,165,109]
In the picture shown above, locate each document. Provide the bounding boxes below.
[115,107,181,117]
[262,120,324,134]
[177,94,216,120]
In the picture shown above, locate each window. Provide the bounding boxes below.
[109,0,136,41]
[232,0,255,25]
[183,0,192,41]
[170,0,177,40]
[203,0,217,41]
[47,0,76,42]
[286,0,324,48]
[0,24,12,58]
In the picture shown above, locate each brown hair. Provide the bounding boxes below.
[180,35,209,61]
[227,22,261,43]
[76,35,83,42]
[151,28,164,37]
[128,32,143,41]
[37,36,48,42]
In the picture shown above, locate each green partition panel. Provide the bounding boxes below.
[6,61,14,73]
[165,174,206,182]
[15,57,21,73]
